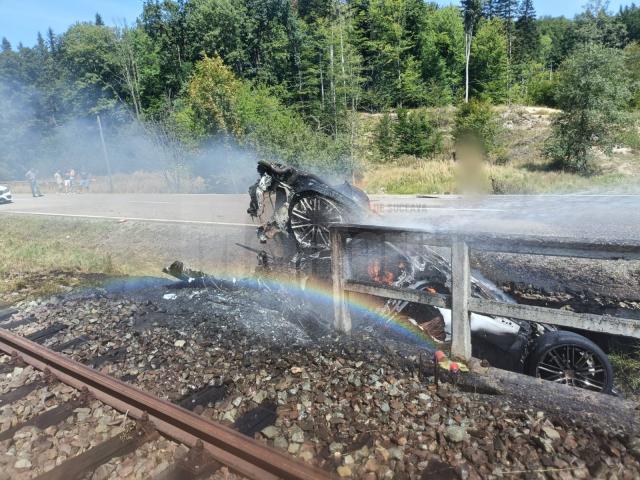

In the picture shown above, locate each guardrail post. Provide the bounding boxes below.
[451,240,471,360]
[330,228,351,334]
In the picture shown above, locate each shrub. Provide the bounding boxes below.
[374,113,396,160]
[394,109,443,158]
[526,75,558,108]
[453,99,500,156]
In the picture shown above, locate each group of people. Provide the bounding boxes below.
[23,168,92,198]
[53,169,91,193]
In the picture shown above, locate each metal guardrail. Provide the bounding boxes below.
[329,224,640,360]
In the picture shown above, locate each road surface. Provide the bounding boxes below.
[2,192,640,242]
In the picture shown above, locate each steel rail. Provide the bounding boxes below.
[0,327,331,480]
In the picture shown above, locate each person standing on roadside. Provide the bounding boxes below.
[25,169,44,197]
[69,168,76,193]
[80,171,91,192]
[54,171,63,193]
[64,170,71,193]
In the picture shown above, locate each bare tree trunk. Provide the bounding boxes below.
[329,31,337,137]
[339,17,348,109]
[464,32,472,103]
[116,28,142,121]
[507,27,512,106]
[320,57,325,111]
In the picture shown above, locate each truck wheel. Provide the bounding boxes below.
[525,330,613,394]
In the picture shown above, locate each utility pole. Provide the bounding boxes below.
[96,115,113,193]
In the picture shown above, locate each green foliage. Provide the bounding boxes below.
[4,0,640,182]
[183,56,241,137]
[180,55,352,172]
[618,4,640,43]
[453,99,500,155]
[470,19,509,103]
[420,6,465,105]
[625,42,640,108]
[59,23,121,115]
[544,44,631,173]
[525,70,558,107]
[353,0,427,109]
[537,17,573,68]
[374,113,396,159]
[462,0,483,35]
[394,109,442,158]
[373,109,442,159]
[514,0,540,63]
[573,3,628,49]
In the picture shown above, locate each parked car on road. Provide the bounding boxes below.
[0,185,12,204]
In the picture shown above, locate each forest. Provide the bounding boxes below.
[1,0,640,192]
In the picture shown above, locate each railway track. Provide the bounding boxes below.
[0,325,331,480]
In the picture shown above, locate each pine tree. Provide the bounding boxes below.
[95,13,105,26]
[495,0,518,58]
[515,0,539,62]
[484,0,497,19]
[298,0,333,21]
[46,28,57,55]
[1,37,11,53]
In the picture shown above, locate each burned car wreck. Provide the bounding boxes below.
[247,160,369,250]
[347,238,614,394]
[246,161,614,393]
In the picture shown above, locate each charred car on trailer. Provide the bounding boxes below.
[0,185,12,204]
[247,161,615,394]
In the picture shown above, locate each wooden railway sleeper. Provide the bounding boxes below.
[0,388,91,442]
[35,413,159,480]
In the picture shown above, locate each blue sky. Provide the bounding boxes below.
[0,0,635,48]
[435,1,629,18]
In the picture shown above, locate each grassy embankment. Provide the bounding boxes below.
[0,216,164,304]
[358,106,640,195]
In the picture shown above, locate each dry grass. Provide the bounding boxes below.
[610,347,640,395]
[0,214,256,303]
[0,216,177,303]
[361,156,635,195]
[91,171,208,194]
[359,106,640,194]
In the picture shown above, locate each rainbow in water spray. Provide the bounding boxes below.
[99,264,444,352]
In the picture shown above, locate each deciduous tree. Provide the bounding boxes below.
[544,44,630,173]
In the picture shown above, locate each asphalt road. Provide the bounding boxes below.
[0,193,255,227]
[0,194,640,240]
[2,192,639,243]
[372,194,640,242]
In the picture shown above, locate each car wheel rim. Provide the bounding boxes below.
[536,344,608,392]
[290,196,344,249]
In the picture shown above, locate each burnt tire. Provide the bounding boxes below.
[288,193,348,250]
[525,331,613,394]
